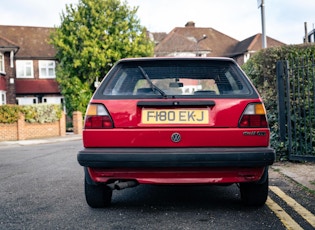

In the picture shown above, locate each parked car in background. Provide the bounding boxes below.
[77,57,275,208]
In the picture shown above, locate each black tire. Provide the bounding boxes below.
[240,168,269,206]
[84,179,112,208]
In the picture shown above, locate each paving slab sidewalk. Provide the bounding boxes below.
[271,161,315,192]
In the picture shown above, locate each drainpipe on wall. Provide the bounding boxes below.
[8,49,17,104]
[10,50,14,68]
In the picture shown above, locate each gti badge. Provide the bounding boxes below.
[171,133,181,143]
[243,131,266,136]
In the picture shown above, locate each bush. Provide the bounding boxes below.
[0,104,62,124]
[242,44,315,157]
[0,105,21,124]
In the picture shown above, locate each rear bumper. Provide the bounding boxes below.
[77,147,275,168]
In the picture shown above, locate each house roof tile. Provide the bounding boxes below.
[0,35,19,49]
[150,32,168,44]
[155,26,239,57]
[230,33,286,56]
[155,30,201,54]
[0,25,56,58]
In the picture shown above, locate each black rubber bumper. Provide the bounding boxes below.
[77,147,275,168]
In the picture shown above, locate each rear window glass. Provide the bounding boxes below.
[100,59,253,97]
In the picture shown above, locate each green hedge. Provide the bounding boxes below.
[0,104,62,124]
[242,44,315,157]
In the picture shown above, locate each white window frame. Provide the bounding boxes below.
[16,60,34,78]
[244,53,251,64]
[39,60,56,78]
[0,53,4,74]
[0,90,6,105]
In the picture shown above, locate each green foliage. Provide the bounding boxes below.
[50,0,154,115]
[242,44,315,156]
[22,104,63,123]
[0,105,21,123]
[0,104,62,124]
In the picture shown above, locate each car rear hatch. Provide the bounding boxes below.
[83,58,270,148]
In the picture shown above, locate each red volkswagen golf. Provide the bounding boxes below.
[77,57,275,208]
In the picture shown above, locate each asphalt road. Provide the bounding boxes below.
[0,140,313,229]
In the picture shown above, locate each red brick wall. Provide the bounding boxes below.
[0,112,66,141]
[0,123,18,141]
[73,111,83,135]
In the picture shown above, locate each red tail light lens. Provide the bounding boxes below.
[85,116,113,129]
[239,103,268,128]
[84,104,113,129]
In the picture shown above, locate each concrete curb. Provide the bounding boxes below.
[0,134,82,147]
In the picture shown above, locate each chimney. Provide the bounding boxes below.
[185,21,195,27]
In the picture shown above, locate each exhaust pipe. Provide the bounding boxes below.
[115,181,138,190]
[107,180,138,190]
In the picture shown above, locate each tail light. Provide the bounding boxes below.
[84,104,114,129]
[239,103,268,128]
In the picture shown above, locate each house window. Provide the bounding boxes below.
[16,60,34,78]
[39,60,56,78]
[0,53,4,74]
[42,96,63,104]
[0,91,6,105]
[16,97,38,105]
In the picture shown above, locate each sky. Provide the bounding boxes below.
[1,0,315,45]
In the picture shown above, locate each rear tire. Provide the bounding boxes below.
[240,168,269,206]
[85,179,112,208]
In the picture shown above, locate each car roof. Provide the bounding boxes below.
[117,57,237,64]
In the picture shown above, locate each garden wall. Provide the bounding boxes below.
[0,112,66,141]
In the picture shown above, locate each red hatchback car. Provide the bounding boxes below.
[77,57,275,208]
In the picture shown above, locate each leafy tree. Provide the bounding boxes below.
[51,0,154,115]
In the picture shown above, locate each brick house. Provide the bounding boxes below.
[0,25,62,105]
[229,33,286,65]
[153,21,285,65]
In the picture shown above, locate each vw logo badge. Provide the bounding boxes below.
[171,133,181,143]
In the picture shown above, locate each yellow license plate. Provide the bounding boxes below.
[141,109,209,124]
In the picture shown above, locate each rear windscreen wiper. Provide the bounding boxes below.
[138,66,167,98]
